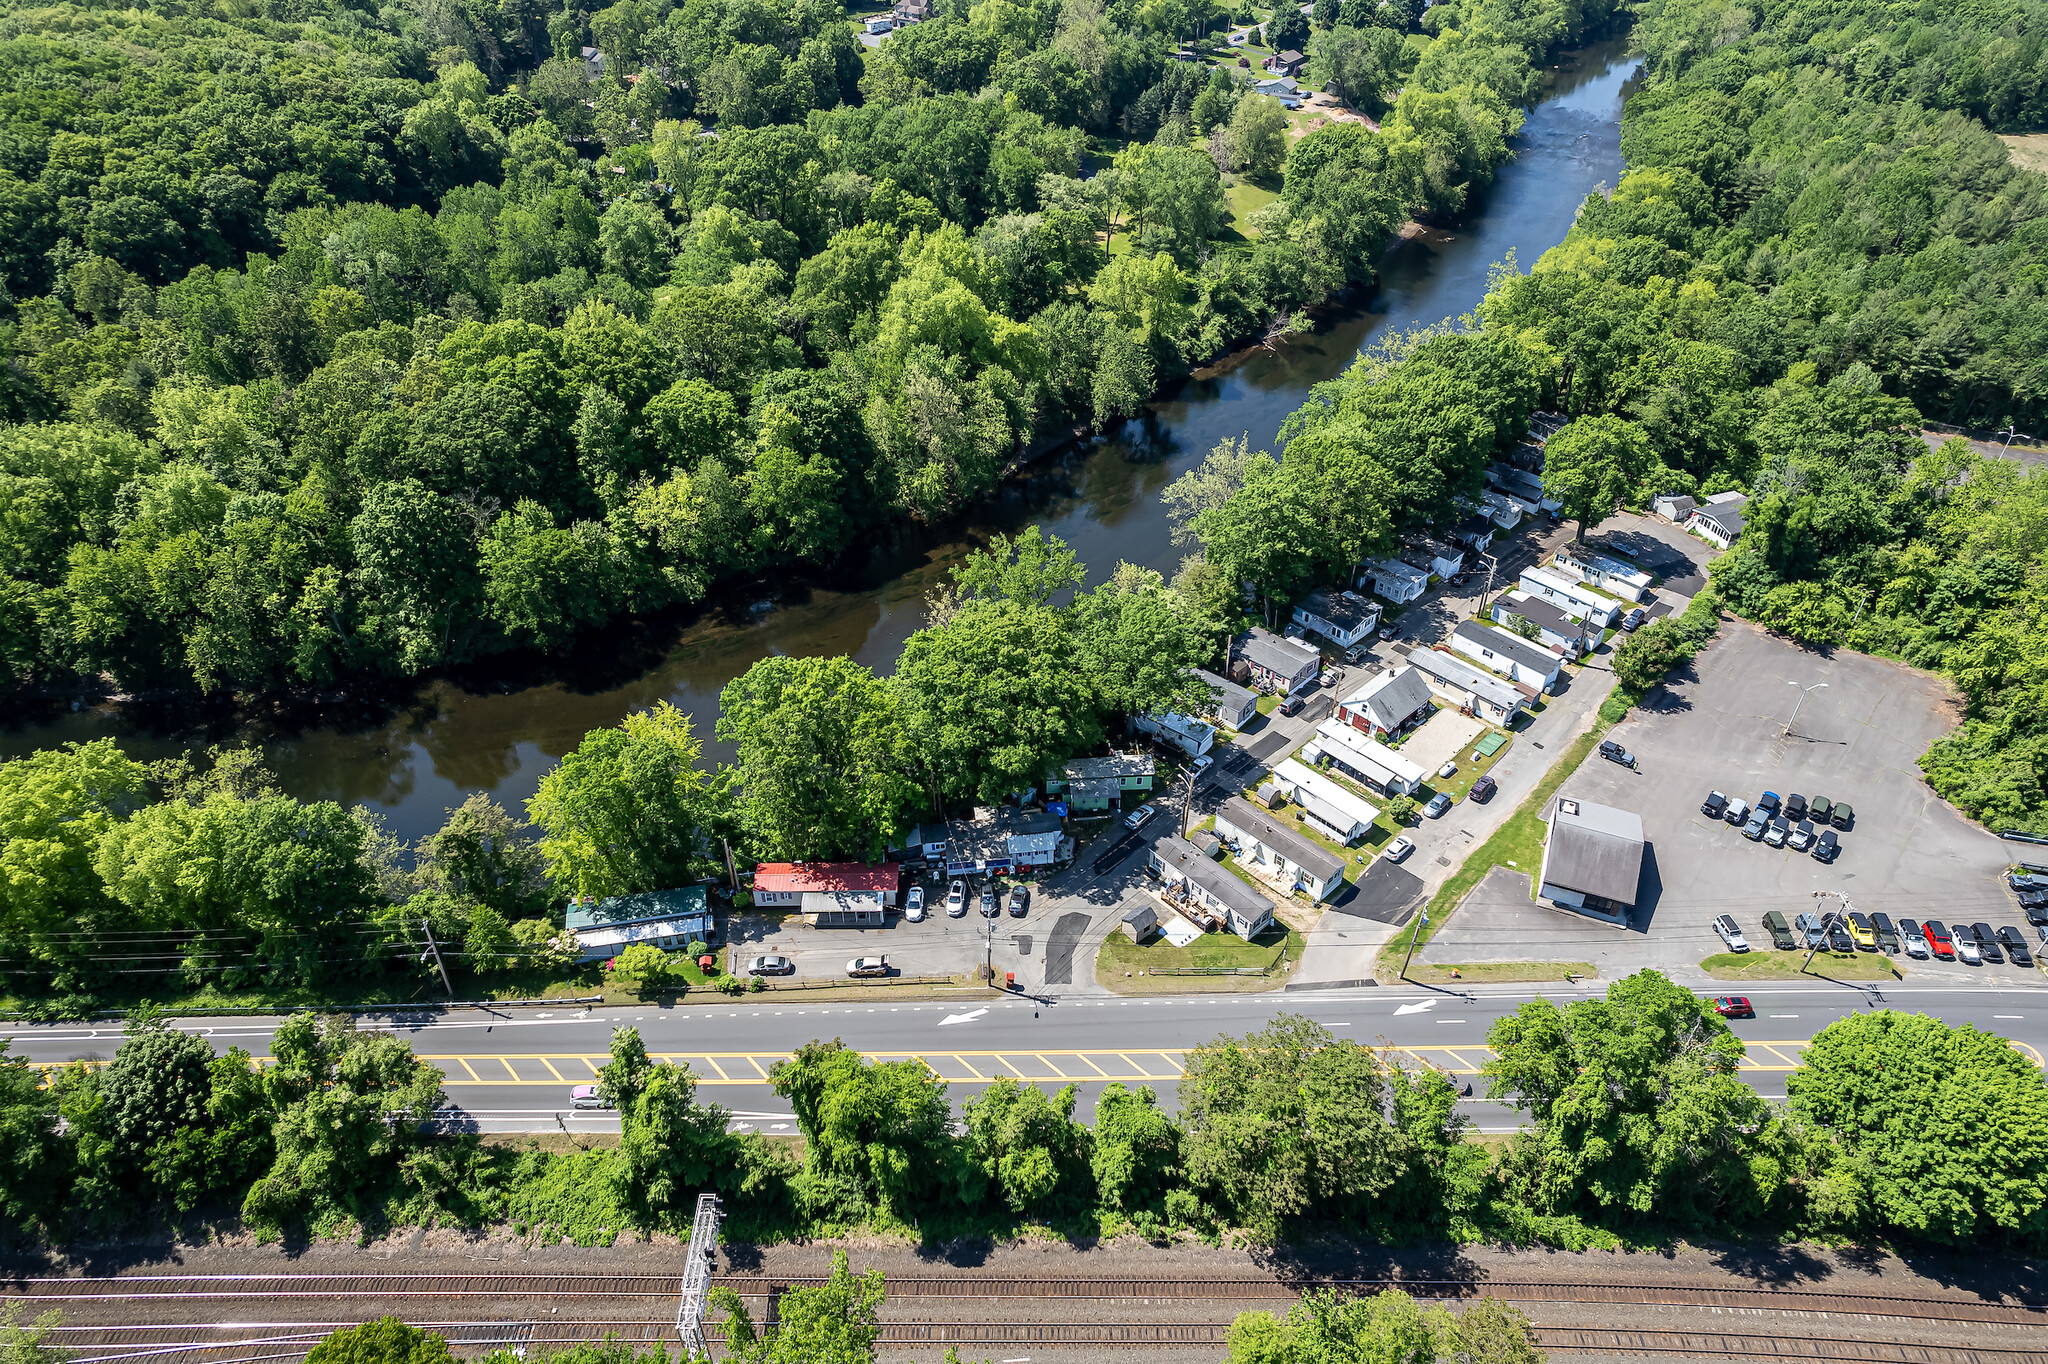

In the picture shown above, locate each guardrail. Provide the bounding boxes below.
[2001,829,2048,846]
[0,996,606,1024]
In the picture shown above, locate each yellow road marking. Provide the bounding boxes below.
[458,1056,483,1082]
[539,1057,566,1082]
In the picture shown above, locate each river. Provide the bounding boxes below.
[1,38,1640,844]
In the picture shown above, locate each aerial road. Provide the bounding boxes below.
[5,980,2042,1133]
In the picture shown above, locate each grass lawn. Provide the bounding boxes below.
[1702,950,1902,982]
[1098,919,1303,994]
[1377,719,1612,978]
[1404,960,1595,985]
[1256,692,1281,714]
[1223,178,1280,238]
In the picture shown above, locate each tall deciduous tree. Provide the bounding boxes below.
[526,701,711,899]
[717,655,918,862]
[1540,414,1650,543]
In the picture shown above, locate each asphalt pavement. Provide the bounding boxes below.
[7,980,2041,1135]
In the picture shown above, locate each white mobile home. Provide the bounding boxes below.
[1363,557,1429,604]
[1213,796,1346,901]
[1450,619,1564,692]
[1552,546,1653,603]
[1491,591,1599,658]
[1133,711,1215,757]
[1479,489,1527,530]
[1292,588,1381,651]
[1408,647,1534,726]
[1305,720,1426,796]
[1271,758,1377,844]
[1519,566,1624,628]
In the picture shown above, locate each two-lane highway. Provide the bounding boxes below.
[7,981,2042,1134]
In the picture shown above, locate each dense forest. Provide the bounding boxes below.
[1,982,2042,1271]
[0,0,1610,696]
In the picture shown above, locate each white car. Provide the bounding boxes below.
[1383,836,1414,862]
[1125,803,1156,830]
[904,885,926,922]
[846,956,889,977]
[1901,928,1929,959]
[945,879,967,917]
[1191,755,1214,774]
[1713,913,1749,952]
[1955,935,1982,965]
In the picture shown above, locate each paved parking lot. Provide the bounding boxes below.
[1425,619,2042,986]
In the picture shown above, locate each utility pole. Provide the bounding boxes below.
[1479,551,1499,613]
[420,917,453,997]
[1399,909,1429,981]
[1177,765,1200,839]
[722,838,739,895]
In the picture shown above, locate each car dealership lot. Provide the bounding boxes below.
[1429,619,2041,985]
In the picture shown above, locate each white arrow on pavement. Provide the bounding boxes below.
[938,1008,989,1026]
[1394,1000,1436,1015]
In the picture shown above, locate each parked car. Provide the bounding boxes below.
[1713,914,1749,952]
[1924,919,1956,960]
[1384,835,1415,862]
[1809,795,1834,823]
[1783,793,1808,820]
[1702,790,1729,818]
[1723,797,1751,826]
[1788,822,1815,852]
[1846,912,1877,951]
[1764,818,1790,848]
[1898,918,1929,958]
[570,1084,614,1110]
[1824,917,1855,953]
[846,956,889,977]
[1598,739,1637,769]
[1620,607,1646,631]
[1712,995,1754,1018]
[1830,802,1854,829]
[1997,925,2033,967]
[1008,885,1030,916]
[946,879,967,917]
[1969,921,2005,963]
[1870,912,1900,954]
[1378,626,1397,642]
[1757,790,1781,815]
[745,954,795,976]
[1741,810,1769,841]
[904,886,926,922]
[1954,933,1982,965]
[979,884,998,917]
[1125,802,1157,830]
[1425,792,1452,818]
[1794,911,1825,948]
[1279,693,1305,716]
[2024,898,2048,927]
[1812,829,1840,862]
[1762,910,1796,949]
[1471,775,1498,802]
[2008,871,2047,891]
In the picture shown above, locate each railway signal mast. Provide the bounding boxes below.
[676,1192,723,1357]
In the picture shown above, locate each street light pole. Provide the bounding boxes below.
[1399,909,1429,982]
[1784,680,1828,737]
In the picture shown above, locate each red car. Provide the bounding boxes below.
[1711,996,1754,1019]
[1924,920,1956,960]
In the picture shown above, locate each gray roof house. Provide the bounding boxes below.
[1408,647,1534,726]
[1539,796,1644,925]
[1197,667,1259,730]
[1292,588,1381,650]
[1337,664,1435,737]
[1449,513,1498,551]
[1212,796,1346,903]
[1691,494,1748,547]
[1652,493,1697,523]
[1233,627,1321,695]
[1149,835,1276,940]
[1491,591,1599,658]
[1450,619,1563,692]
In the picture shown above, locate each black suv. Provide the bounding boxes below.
[1970,921,2005,963]
[1998,926,2034,968]
[1702,790,1728,819]
[1783,793,1808,820]
[1825,917,1855,953]
[1812,829,1840,862]
[1599,739,1636,768]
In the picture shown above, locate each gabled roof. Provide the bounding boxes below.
[1217,796,1345,882]
[1298,589,1379,631]
[1452,619,1560,676]
[1197,667,1258,716]
[1347,665,1433,727]
[754,863,898,895]
[1235,627,1319,677]
[1063,752,1155,782]
[1311,720,1426,788]
[1545,798,1644,904]
[1154,835,1274,917]
[1694,496,1747,533]
[1495,592,1597,647]
[1410,647,1533,710]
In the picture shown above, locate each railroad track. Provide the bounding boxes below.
[13,1273,2048,1328]
[30,1321,2048,1364]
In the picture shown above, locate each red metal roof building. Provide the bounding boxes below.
[751,862,900,907]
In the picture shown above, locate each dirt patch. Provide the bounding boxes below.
[2001,131,2048,176]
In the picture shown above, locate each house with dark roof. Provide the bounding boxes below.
[1539,796,1644,925]
[1149,835,1277,940]
[1652,493,1697,523]
[1451,619,1563,692]
[1409,647,1534,726]
[1492,590,1600,657]
[1449,513,1499,551]
[1232,627,1321,695]
[1337,665,1434,738]
[1690,494,1748,548]
[1291,588,1381,651]
[1046,752,1155,811]
[1197,667,1259,730]
[1212,796,1346,902]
